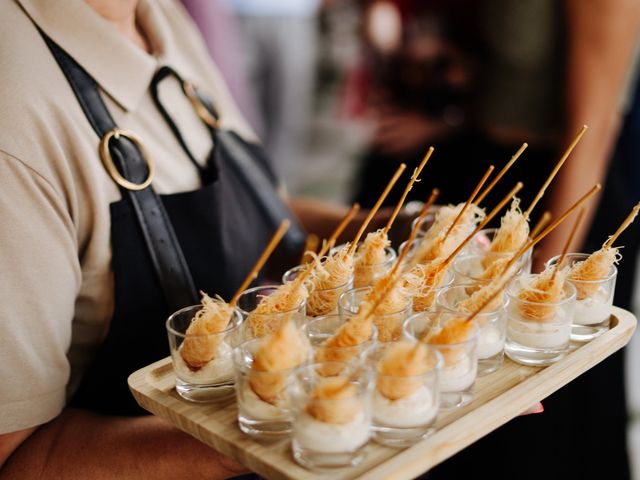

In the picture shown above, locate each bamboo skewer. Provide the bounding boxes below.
[551,208,587,281]
[500,184,602,276]
[442,164,495,240]
[348,164,407,257]
[524,125,588,219]
[415,188,441,225]
[300,234,320,265]
[530,211,552,239]
[229,220,291,306]
[383,148,434,235]
[436,182,524,273]
[295,203,361,286]
[603,202,640,249]
[475,143,528,205]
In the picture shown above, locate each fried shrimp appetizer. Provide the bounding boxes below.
[568,247,620,299]
[488,198,529,255]
[306,375,361,424]
[376,341,434,400]
[180,292,235,370]
[353,230,391,288]
[515,267,568,321]
[248,320,310,404]
[246,279,308,337]
[306,246,355,316]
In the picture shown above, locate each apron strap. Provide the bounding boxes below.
[150,66,306,253]
[39,32,199,311]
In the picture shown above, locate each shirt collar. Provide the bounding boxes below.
[17,0,178,112]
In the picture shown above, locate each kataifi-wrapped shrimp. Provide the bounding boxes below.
[246,279,308,337]
[568,247,620,299]
[306,375,361,424]
[376,341,434,400]
[306,245,355,316]
[516,266,568,321]
[180,292,235,370]
[487,198,529,256]
[248,320,310,404]
[408,260,450,312]
[353,229,391,288]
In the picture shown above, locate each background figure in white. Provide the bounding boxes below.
[226,0,320,192]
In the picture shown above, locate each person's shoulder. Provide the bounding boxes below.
[0,4,84,186]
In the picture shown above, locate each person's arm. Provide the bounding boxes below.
[0,410,246,480]
[536,0,640,268]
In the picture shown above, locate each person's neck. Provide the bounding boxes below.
[85,0,151,53]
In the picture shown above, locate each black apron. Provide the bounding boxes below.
[39,33,305,416]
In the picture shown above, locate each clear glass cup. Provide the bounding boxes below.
[353,246,397,288]
[166,304,243,403]
[290,361,374,469]
[283,265,353,317]
[304,314,377,371]
[410,267,455,313]
[236,285,306,340]
[233,338,303,439]
[436,284,507,375]
[545,253,617,342]
[367,341,442,447]
[338,286,412,342]
[453,253,527,287]
[505,277,577,366]
[465,228,532,273]
[403,312,479,409]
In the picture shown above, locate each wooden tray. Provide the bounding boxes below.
[129,307,636,480]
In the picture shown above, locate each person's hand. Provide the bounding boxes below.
[371,109,454,156]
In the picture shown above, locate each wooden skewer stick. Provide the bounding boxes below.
[300,234,320,265]
[415,188,441,226]
[442,164,495,241]
[295,203,361,285]
[530,211,552,239]
[501,184,601,276]
[437,182,524,272]
[524,125,588,219]
[603,201,640,249]
[551,207,587,281]
[475,143,528,205]
[383,147,434,235]
[229,220,290,306]
[348,163,407,256]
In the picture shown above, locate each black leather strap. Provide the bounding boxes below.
[40,33,198,311]
[150,66,305,253]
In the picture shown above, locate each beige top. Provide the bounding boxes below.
[0,0,256,433]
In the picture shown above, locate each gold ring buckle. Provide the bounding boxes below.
[184,81,221,129]
[99,128,155,191]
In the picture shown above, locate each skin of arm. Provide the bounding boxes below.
[534,0,640,270]
[0,410,247,480]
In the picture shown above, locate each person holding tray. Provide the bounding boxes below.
[0,0,395,478]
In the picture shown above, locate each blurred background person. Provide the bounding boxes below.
[223,0,322,193]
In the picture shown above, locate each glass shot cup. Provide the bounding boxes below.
[236,285,306,340]
[409,267,455,313]
[304,314,377,371]
[403,312,479,409]
[545,253,617,342]
[436,284,507,375]
[166,305,243,403]
[505,277,577,366]
[452,253,527,287]
[290,361,374,469]
[233,338,302,439]
[353,246,397,288]
[465,228,532,273]
[283,265,354,317]
[367,341,442,447]
[338,286,412,342]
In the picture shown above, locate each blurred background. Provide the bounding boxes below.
[181,0,640,477]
